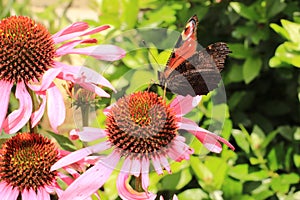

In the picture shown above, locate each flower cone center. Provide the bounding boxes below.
[0,133,58,192]
[0,16,55,83]
[106,91,178,156]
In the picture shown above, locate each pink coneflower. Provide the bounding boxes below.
[0,132,97,199]
[51,91,235,199]
[0,16,125,134]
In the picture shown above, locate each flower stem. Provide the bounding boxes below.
[134,175,143,192]
[80,103,90,147]
[27,87,38,134]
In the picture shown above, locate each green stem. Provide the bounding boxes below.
[80,103,90,147]
[27,86,38,134]
[134,175,143,192]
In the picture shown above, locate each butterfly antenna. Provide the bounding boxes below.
[142,40,161,68]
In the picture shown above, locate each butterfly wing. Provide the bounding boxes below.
[160,42,230,96]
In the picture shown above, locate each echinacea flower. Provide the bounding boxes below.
[0,132,97,200]
[51,91,235,200]
[0,16,125,134]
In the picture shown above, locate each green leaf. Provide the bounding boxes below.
[230,2,259,21]
[228,164,248,181]
[281,19,300,43]
[250,125,265,150]
[126,70,155,94]
[270,173,300,193]
[225,64,244,83]
[206,103,230,122]
[266,0,286,19]
[190,157,213,182]
[270,23,290,40]
[227,43,253,59]
[243,57,262,84]
[232,129,250,153]
[204,156,228,189]
[222,178,243,198]
[47,131,76,151]
[294,154,300,168]
[178,188,208,200]
[176,168,193,189]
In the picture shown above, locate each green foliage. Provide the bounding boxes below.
[6,0,300,199]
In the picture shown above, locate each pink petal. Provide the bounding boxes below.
[131,157,141,177]
[56,39,97,56]
[71,127,107,142]
[65,45,126,61]
[3,82,32,134]
[52,24,110,44]
[58,172,74,186]
[79,81,110,98]
[55,62,115,94]
[29,68,61,92]
[178,117,204,132]
[141,157,150,192]
[159,155,171,174]
[37,188,50,200]
[0,80,13,129]
[0,182,19,200]
[59,152,120,200]
[52,22,89,40]
[167,136,194,162]
[31,92,47,127]
[47,85,66,133]
[51,141,111,171]
[117,173,156,200]
[170,95,202,117]
[22,188,38,200]
[151,155,163,175]
[121,157,133,174]
[181,117,235,152]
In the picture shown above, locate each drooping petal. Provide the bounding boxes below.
[59,152,120,200]
[3,81,32,134]
[28,68,62,92]
[0,182,19,200]
[65,45,126,61]
[159,155,171,174]
[52,23,110,44]
[30,92,47,127]
[192,130,235,153]
[131,157,141,177]
[167,136,194,162]
[151,155,163,175]
[55,39,98,56]
[121,157,133,174]
[141,157,150,192]
[117,173,156,200]
[52,22,89,40]
[179,117,235,152]
[170,95,201,117]
[54,62,115,94]
[70,127,107,142]
[21,188,38,200]
[51,141,111,171]
[37,188,50,200]
[0,80,13,129]
[47,85,66,133]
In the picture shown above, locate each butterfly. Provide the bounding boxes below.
[158,15,231,97]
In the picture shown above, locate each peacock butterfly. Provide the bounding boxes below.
[158,15,231,97]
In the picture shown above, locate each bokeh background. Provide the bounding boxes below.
[1,0,300,199]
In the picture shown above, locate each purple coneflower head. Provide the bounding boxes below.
[0,132,93,200]
[52,91,235,200]
[0,16,125,134]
